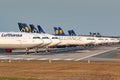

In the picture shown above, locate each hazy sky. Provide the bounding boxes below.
[0,0,120,36]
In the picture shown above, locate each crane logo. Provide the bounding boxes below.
[55,30,59,35]
[25,26,30,32]
[59,29,63,35]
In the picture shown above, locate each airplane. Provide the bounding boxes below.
[54,27,79,46]
[18,23,60,52]
[0,32,43,54]
[54,27,96,47]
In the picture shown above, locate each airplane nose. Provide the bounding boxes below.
[52,39,61,46]
[43,39,52,46]
[33,39,44,46]
[56,39,61,45]
[56,40,60,45]
[46,39,52,45]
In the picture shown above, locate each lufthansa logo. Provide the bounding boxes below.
[59,30,63,34]
[25,27,29,32]
[55,30,59,35]
[1,33,22,37]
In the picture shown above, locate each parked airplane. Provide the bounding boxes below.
[54,27,96,47]
[0,32,43,54]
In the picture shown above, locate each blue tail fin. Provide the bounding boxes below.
[18,23,31,32]
[68,30,76,36]
[68,30,72,36]
[18,23,25,32]
[54,27,59,35]
[29,24,38,33]
[71,30,76,36]
[37,25,45,33]
[58,27,65,35]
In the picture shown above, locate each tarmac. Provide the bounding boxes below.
[0,45,120,62]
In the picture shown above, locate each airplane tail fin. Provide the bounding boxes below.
[18,23,31,32]
[54,27,59,35]
[58,27,65,35]
[37,25,45,33]
[68,30,72,36]
[89,32,93,36]
[71,30,76,36]
[68,30,76,36]
[29,24,38,33]
[18,23,25,32]
[97,32,101,37]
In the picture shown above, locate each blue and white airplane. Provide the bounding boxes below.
[54,27,96,46]
[0,32,43,54]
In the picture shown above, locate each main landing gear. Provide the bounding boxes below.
[45,46,49,54]
[24,48,29,55]
[34,47,39,54]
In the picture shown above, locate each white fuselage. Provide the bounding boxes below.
[57,35,96,46]
[37,33,60,47]
[32,33,61,47]
[31,33,52,48]
[0,32,43,49]
[94,37,104,45]
[57,36,78,46]
[44,34,61,47]
[81,36,96,45]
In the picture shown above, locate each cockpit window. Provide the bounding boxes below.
[42,37,49,39]
[52,37,59,39]
[33,37,40,39]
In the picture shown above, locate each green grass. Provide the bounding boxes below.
[0,77,41,80]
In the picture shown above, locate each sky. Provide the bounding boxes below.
[0,0,120,36]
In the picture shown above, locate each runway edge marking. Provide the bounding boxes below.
[75,47,118,61]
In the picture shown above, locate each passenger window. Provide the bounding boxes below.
[42,37,49,39]
[33,37,40,39]
[52,37,58,39]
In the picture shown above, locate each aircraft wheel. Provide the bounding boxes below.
[35,51,39,54]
